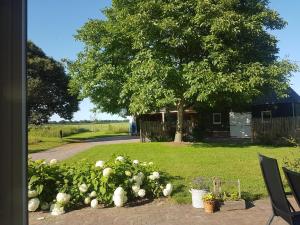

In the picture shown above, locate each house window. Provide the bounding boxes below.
[261,111,272,123]
[213,113,222,125]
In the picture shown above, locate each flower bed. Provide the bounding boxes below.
[28,155,173,215]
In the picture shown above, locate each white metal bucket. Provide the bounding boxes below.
[190,189,207,208]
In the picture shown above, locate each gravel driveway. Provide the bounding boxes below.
[29,136,140,161]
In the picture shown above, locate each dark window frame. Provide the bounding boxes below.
[261,110,272,123]
[213,113,222,125]
[0,0,27,225]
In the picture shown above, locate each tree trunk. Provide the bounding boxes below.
[174,101,184,142]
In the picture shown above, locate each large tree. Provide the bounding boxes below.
[69,0,297,142]
[27,41,79,124]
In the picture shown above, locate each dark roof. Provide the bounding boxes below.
[252,87,300,105]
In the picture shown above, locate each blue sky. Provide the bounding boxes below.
[28,0,300,121]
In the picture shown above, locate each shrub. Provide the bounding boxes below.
[28,155,173,215]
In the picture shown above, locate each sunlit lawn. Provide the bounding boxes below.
[65,142,300,203]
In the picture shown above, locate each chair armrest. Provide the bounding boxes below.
[291,211,300,217]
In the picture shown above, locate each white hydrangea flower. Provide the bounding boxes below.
[49,159,58,165]
[163,187,172,197]
[28,190,38,198]
[103,168,113,177]
[89,191,97,198]
[125,171,132,177]
[116,156,125,162]
[166,183,173,192]
[84,197,91,205]
[51,204,65,216]
[113,195,124,207]
[152,172,160,179]
[138,189,146,198]
[132,184,140,193]
[56,193,71,204]
[28,198,40,212]
[114,187,125,196]
[113,187,127,207]
[148,175,155,180]
[148,162,153,166]
[41,202,49,211]
[79,184,88,193]
[133,160,139,165]
[91,199,98,209]
[95,160,105,168]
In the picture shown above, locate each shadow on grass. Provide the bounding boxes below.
[191,140,288,149]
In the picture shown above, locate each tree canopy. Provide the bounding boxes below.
[27,41,79,124]
[69,0,297,142]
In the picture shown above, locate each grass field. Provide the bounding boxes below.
[28,122,129,153]
[65,142,300,204]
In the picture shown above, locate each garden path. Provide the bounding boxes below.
[29,198,289,225]
[29,136,140,161]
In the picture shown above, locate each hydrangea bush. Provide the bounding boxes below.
[28,155,173,215]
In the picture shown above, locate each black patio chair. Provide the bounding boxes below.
[283,167,300,208]
[258,154,300,225]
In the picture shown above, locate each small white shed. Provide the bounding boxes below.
[229,112,252,138]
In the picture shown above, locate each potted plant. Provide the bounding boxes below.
[203,193,218,213]
[189,177,210,208]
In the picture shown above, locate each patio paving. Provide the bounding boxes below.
[29,136,140,161]
[29,198,291,225]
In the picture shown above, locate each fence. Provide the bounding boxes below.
[252,116,300,143]
[140,120,195,142]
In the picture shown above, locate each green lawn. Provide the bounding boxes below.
[28,137,70,153]
[65,142,300,204]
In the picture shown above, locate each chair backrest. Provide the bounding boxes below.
[283,167,300,207]
[258,154,291,216]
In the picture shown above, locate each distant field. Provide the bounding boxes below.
[28,122,129,153]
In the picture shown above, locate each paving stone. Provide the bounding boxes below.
[29,198,295,225]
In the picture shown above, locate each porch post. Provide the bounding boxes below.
[0,0,27,224]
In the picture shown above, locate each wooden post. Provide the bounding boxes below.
[0,0,27,224]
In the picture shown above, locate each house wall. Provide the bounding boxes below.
[252,103,294,118]
[196,111,230,137]
[295,103,300,116]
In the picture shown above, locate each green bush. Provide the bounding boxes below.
[28,155,173,215]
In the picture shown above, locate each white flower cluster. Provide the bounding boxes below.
[79,183,88,193]
[95,160,105,168]
[84,190,98,209]
[49,159,58,165]
[149,171,160,180]
[50,192,71,216]
[103,167,113,177]
[28,187,40,212]
[113,187,128,207]
[163,183,173,197]
[56,193,71,204]
[28,198,40,212]
[115,156,125,162]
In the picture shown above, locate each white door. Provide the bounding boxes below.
[229,112,252,138]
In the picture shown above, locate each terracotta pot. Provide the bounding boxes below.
[204,200,216,213]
